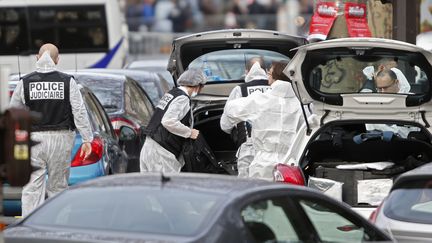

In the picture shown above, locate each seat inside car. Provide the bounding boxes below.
[245,221,276,243]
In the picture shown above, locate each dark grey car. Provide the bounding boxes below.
[70,72,155,172]
[5,173,390,243]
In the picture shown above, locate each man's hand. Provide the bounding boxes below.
[190,129,200,140]
[80,142,92,159]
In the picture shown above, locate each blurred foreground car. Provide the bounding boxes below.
[167,29,307,170]
[70,72,154,172]
[5,173,390,243]
[371,163,432,242]
[4,83,128,216]
[274,38,432,218]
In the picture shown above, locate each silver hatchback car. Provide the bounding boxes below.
[371,163,432,242]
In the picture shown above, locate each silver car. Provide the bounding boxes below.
[371,163,432,242]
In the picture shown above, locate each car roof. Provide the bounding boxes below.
[392,163,432,189]
[72,172,309,197]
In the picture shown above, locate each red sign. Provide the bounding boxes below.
[308,2,338,41]
[344,2,372,37]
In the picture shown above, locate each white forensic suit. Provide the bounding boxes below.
[9,52,93,216]
[221,62,270,178]
[220,80,304,180]
[140,86,193,173]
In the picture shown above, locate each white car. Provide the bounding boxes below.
[371,163,432,242]
[275,38,432,219]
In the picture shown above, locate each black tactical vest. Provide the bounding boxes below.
[146,88,191,158]
[232,79,270,147]
[240,79,271,97]
[23,71,75,132]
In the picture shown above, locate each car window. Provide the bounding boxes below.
[82,90,107,133]
[303,48,432,95]
[188,49,289,82]
[384,179,432,224]
[299,199,371,242]
[241,198,299,242]
[25,187,221,236]
[125,73,163,105]
[74,74,123,113]
[124,80,152,125]
[89,92,116,138]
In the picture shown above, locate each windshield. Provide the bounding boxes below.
[384,179,432,224]
[302,48,432,96]
[25,187,221,236]
[74,75,123,113]
[188,49,289,83]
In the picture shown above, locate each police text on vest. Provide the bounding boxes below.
[157,93,174,110]
[29,82,65,100]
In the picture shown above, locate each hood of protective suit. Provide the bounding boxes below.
[245,62,268,83]
[36,51,56,72]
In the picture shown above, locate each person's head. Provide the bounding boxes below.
[268,60,289,85]
[36,43,59,64]
[177,68,207,97]
[375,69,399,93]
[246,57,265,73]
[245,61,267,82]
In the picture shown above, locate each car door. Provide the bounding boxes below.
[236,189,390,243]
[290,193,391,242]
[87,91,128,174]
[239,195,311,242]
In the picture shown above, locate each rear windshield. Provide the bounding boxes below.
[74,75,123,112]
[384,179,432,224]
[302,48,432,103]
[188,49,289,83]
[25,187,221,236]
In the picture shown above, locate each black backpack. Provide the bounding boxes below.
[182,134,237,175]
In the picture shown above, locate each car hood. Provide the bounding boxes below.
[284,38,432,127]
[168,29,307,96]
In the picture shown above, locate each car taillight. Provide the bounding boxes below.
[71,137,103,167]
[110,117,140,136]
[273,163,305,186]
[369,201,384,223]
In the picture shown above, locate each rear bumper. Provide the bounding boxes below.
[69,161,105,185]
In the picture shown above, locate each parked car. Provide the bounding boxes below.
[4,173,391,242]
[78,68,171,105]
[4,83,128,216]
[167,29,307,169]
[370,162,432,242]
[70,72,155,172]
[124,55,175,91]
[273,37,432,218]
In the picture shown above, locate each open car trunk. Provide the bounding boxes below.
[302,122,432,207]
[193,103,238,170]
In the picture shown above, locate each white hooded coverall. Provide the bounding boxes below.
[140,86,193,173]
[220,80,304,180]
[9,52,93,217]
[221,62,270,178]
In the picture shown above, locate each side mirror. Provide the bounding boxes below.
[118,126,136,142]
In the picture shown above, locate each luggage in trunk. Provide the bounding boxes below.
[314,166,393,206]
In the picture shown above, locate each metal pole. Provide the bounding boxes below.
[392,0,420,44]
